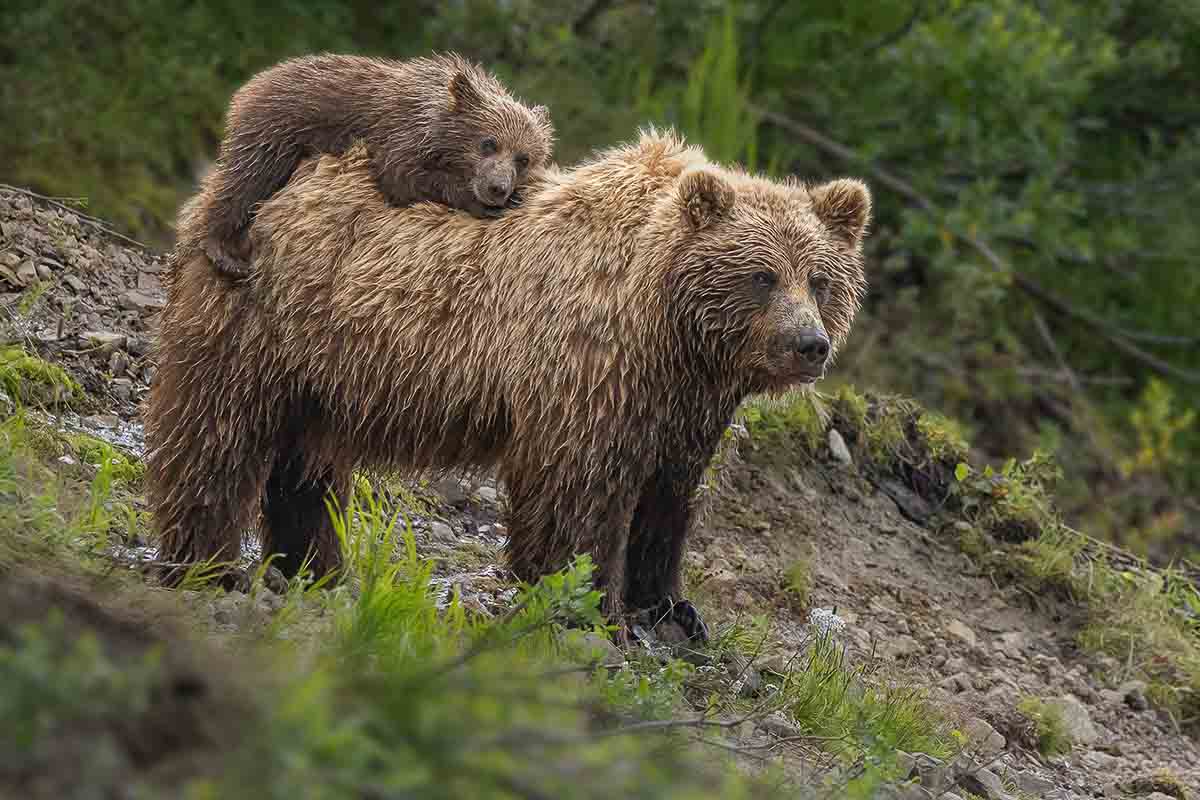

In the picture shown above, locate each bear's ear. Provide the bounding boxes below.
[532,104,552,128]
[449,69,484,111]
[679,168,735,231]
[810,178,871,245]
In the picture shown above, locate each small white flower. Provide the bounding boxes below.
[808,607,846,638]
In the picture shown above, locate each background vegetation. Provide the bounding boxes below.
[2,0,1197,560]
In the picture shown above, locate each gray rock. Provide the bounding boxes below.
[83,413,121,429]
[428,520,456,543]
[34,261,52,281]
[435,477,468,507]
[940,672,973,693]
[1118,680,1149,711]
[881,634,921,660]
[907,753,951,793]
[828,428,853,465]
[110,378,133,403]
[118,289,164,311]
[126,334,151,357]
[476,485,499,504]
[947,619,977,648]
[723,653,763,698]
[62,274,86,294]
[16,259,37,285]
[1081,750,1120,771]
[996,630,1029,659]
[108,350,129,377]
[962,716,1006,756]
[879,478,933,522]
[0,263,20,287]
[957,766,1007,800]
[757,712,801,740]
[1015,771,1056,797]
[895,785,933,800]
[576,632,623,666]
[83,330,127,352]
[1048,695,1099,745]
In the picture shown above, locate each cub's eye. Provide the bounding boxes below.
[751,271,777,292]
[480,137,499,155]
[809,274,832,304]
[514,153,530,169]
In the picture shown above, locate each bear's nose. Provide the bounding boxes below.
[795,329,830,366]
[487,181,509,200]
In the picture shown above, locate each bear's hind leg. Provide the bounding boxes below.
[260,452,349,581]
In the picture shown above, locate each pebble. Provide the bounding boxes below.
[828,428,853,465]
[476,485,498,504]
[947,619,977,648]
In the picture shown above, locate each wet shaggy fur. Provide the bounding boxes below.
[145,130,871,635]
[184,52,554,277]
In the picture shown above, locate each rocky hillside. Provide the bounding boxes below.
[1,185,1198,800]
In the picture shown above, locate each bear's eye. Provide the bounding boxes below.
[809,274,832,305]
[480,137,499,155]
[751,271,777,293]
[514,153,530,170]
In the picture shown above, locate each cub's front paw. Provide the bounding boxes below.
[204,237,252,278]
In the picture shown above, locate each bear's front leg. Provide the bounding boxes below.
[625,462,711,644]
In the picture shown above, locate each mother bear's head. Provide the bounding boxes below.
[652,161,871,396]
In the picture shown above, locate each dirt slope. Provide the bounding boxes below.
[1,185,1197,800]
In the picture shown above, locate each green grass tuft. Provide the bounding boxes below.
[1017,695,1072,756]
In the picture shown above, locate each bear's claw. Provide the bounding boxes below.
[649,596,710,644]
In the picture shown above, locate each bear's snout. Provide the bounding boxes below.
[794,328,831,368]
[475,163,516,207]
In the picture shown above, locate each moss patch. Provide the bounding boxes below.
[66,433,144,487]
[0,348,81,409]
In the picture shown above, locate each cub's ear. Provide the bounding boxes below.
[448,69,484,111]
[679,168,735,230]
[532,104,553,128]
[810,178,871,245]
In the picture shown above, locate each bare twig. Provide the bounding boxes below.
[1032,311,1082,395]
[861,1,925,55]
[0,183,151,251]
[749,107,1200,385]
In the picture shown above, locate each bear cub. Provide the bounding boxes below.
[193,52,555,277]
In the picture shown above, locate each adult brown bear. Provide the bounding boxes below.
[145,130,870,642]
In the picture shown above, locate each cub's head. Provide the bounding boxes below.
[663,164,871,394]
[443,63,555,213]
